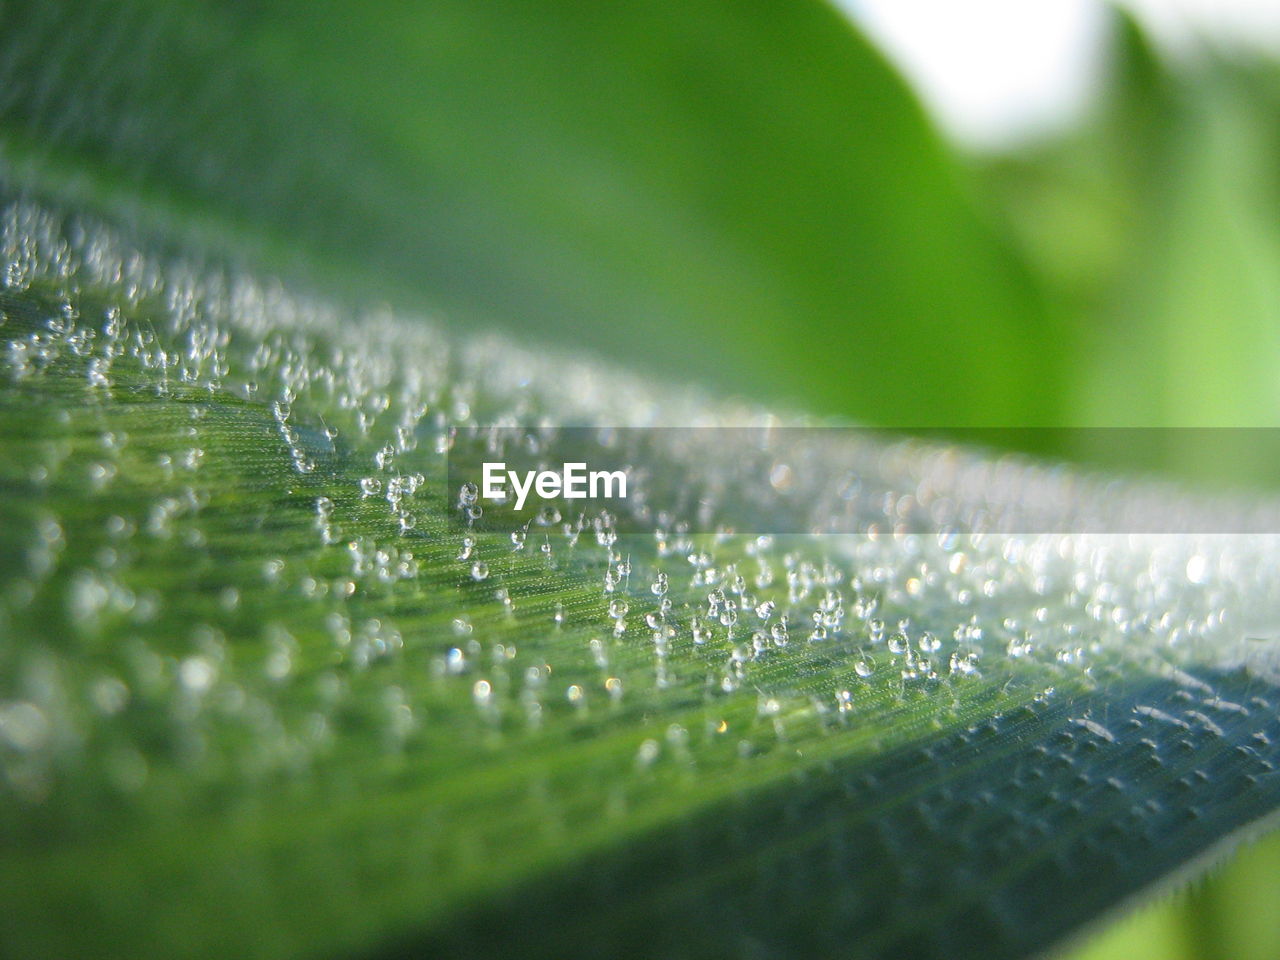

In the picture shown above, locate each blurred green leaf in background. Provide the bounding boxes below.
[0,0,1064,427]
[979,10,1280,485]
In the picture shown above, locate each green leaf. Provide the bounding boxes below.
[4,191,1280,960]
[4,4,1280,960]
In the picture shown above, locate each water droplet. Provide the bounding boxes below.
[1186,555,1209,585]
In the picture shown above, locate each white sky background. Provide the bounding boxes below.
[840,0,1280,148]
